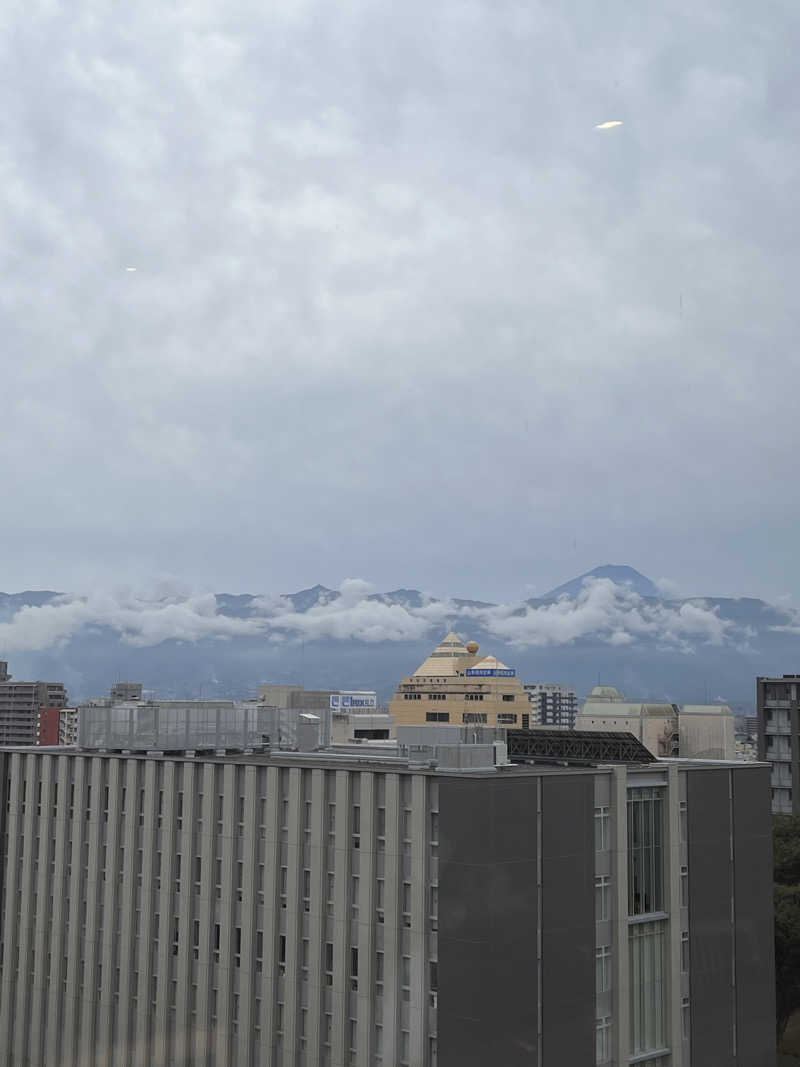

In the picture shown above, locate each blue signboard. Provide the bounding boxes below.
[465,668,516,677]
[330,694,377,709]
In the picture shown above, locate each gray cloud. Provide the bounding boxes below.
[0,1,799,602]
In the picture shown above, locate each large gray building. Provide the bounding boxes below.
[757,673,800,813]
[0,661,68,746]
[0,736,774,1066]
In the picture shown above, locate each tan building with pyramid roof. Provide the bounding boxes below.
[389,632,531,729]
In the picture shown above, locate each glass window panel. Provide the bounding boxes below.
[628,788,665,916]
[629,920,666,1056]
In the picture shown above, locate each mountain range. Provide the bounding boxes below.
[1,565,798,709]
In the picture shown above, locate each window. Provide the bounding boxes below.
[352,805,360,841]
[324,942,333,985]
[427,693,446,700]
[502,694,515,702]
[629,921,666,1056]
[402,882,411,927]
[596,945,611,992]
[351,875,359,919]
[680,930,689,972]
[681,995,690,1040]
[403,693,421,700]
[464,693,484,701]
[679,800,687,844]
[462,712,487,724]
[594,806,610,851]
[400,1029,410,1065]
[595,876,611,922]
[326,872,335,915]
[596,1016,612,1064]
[350,946,359,991]
[627,788,664,916]
[401,955,411,1001]
[426,712,450,722]
[375,949,384,996]
[680,865,688,908]
[497,713,517,724]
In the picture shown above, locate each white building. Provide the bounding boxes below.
[523,683,578,728]
[578,686,735,760]
[58,708,78,745]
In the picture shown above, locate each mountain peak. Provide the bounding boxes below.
[543,565,660,600]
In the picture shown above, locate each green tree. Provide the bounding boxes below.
[774,815,800,886]
[775,883,800,1044]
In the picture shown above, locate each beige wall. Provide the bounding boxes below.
[390,674,529,729]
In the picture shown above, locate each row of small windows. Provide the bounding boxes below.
[404,693,516,702]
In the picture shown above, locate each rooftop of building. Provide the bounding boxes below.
[407,631,520,680]
[6,733,767,778]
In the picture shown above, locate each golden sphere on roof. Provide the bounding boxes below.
[466,641,479,654]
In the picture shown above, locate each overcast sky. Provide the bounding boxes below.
[2,0,799,606]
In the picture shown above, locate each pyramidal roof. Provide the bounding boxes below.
[471,655,510,671]
[413,632,469,676]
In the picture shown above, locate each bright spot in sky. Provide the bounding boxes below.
[595,120,623,129]
[125,267,137,272]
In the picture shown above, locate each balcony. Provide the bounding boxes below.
[766,722,792,736]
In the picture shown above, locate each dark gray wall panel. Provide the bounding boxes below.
[438,775,539,1067]
[541,775,595,1067]
[732,766,776,1066]
[687,768,735,1066]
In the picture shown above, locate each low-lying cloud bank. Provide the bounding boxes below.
[0,577,758,655]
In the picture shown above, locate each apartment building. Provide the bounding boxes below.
[523,682,578,728]
[58,708,78,746]
[389,633,530,730]
[0,661,68,746]
[0,731,774,1066]
[757,673,800,814]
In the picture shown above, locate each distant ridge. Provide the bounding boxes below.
[0,568,796,708]
[542,565,660,601]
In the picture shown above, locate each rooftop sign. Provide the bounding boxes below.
[466,668,516,678]
[330,693,377,709]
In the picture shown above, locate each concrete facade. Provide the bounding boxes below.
[579,687,736,761]
[757,674,800,814]
[523,683,579,728]
[258,687,377,713]
[0,746,775,1066]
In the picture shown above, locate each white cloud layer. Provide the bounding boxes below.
[0,578,747,653]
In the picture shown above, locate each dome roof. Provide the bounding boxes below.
[588,686,625,701]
